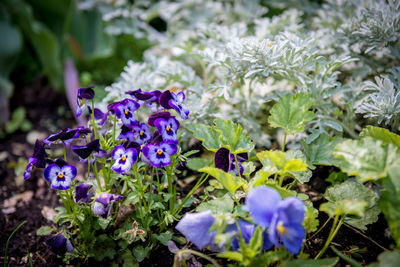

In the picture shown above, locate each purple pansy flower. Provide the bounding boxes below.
[245,186,305,254]
[75,183,95,203]
[112,98,140,127]
[44,160,77,190]
[89,107,108,126]
[46,234,74,255]
[71,139,101,159]
[76,86,95,117]
[148,111,171,127]
[176,210,216,250]
[118,125,136,142]
[132,122,151,144]
[159,90,190,120]
[142,142,177,168]
[154,116,180,144]
[215,147,248,176]
[111,145,138,173]
[127,89,162,112]
[92,193,123,218]
[44,127,89,147]
[227,220,273,251]
[24,139,47,180]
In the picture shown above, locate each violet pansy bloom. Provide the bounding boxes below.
[159,90,190,120]
[112,98,140,127]
[75,183,95,203]
[71,139,101,159]
[176,210,216,250]
[142,142,177,168]
[92,193,123,218]
[44,127,89,147]
[46,234,74,255]
[215,147,248,176]
[154,116,180,144]
[89,107,108,126]
[111,145,138,173]
[245,186,305,254]
[118,125,136,142]
[132,122,151,145]
[127,89,162,112]
[148,111,171,127]
[44,160,77,190]
[24,139,47,180]
[76,86,95,117]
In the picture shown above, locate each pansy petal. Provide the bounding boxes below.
[125,148,138,164]
[44,164,61,182]
[176,211,216,250]
[244,186,281,228]
[215,148,231,172]
[112,145,125,160]
[277,197,305,225]
[160,143,178,155]
[281,223,305,254]
[61,165,77,180]
[175,91,185,102]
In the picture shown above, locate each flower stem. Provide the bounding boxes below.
[92,162,103,191]
[90,100,98,139]
[282,132,287,152]
[174,174,209,216]
[175,249,222,267]
[234,153,242,179]
[315,215,344,259]
[112,114,117,143]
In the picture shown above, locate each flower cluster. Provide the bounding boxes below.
[176,186,305,254]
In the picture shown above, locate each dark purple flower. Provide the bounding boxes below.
[142,142,177,168]
[227,220,273,251]
[245,186,305,254]
[71,139,100,159]
[215,148,248,176]
[92,193,123,218]
[76,86,95,117]
[126,88,154,101]
[46,234,74,255]
[132,122,151,144]
[154,116,180,144]
[111,145,138,173]
[44,160,77,190]
[89,107,108,126]
[24,140,48,180]
[159,90,190,120]
[148,111,171,127]
[112,98,140,127]
[118,125,136,142]
[176,210,216,250]
[75,183,95,203]
[44,127,89,147]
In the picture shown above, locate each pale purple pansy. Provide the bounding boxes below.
[142,142,177,168]
[154,116,180,144]
[92,193,123,218]
[44,160,77,190]
[111,145,138,173]
[132,122,151,145]
[112,98,140,127]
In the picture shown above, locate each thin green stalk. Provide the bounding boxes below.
[175,249,222,267]
[112,114,117,143]
[166,165,174,213]
[132,163,145,226]
[4,221,27,267]
[315,215,344,259]
[147,167,155,215]
[330,246,362,267]
[282,132,287,152]
[234,153,242,179]
[58,190,72,214]
[307,217,331,241]
[92,163,103,191]
[174,174,209,216]
[62,142,67,161]
[91,100,98,139]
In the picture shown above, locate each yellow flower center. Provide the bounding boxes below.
[139,131,144,136]
[277,222,286,235]
[157,149,163,156]
[166,126,171,132]
[124,110,129,115]
[57,173,64,179]
[121,156,127,162]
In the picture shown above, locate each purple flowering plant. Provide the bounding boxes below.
[27,87,211,264]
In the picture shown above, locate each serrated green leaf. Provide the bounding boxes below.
[214,119,255,154]
[199,167,246,195]
[186,122,221,151]
[132,245,151,262]
[303,205,319,233]
[249,227,263,252]
[154,231,173,246]
[334,137,400,182]
[268,93,315,135]
[278,257,339,267]
[360,126,400,149]
[196,194,234,215]
[371,250,400,267]
[380,165,400,246]
[303,134,343,166]
[36,226,55,236]
[186,157,212,171]
[324,181,378,229]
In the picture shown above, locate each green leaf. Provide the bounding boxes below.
[371,250,400,267]
[380,165,400,246]
[186,122,221,152]
[36,226,54,236]
[196,194,234,215]
[132,245,151,262]
[251,251,289,267]
[257,150,309,183]
[214,119,255,154]
[302,134,343,166]
[324,181,379,229]
[218,251,243,262]
[154,231,173,246]
[303,205,319,233]
[268,93,315,135]
[186,157,212,171]
[334,137,400,182]
[249,226,263,252]
[199,167,246,195]
[360,126,400,148]
[325,172,348,185]
[278,257,339,267]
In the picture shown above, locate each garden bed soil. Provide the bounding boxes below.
[0,78,394,266]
